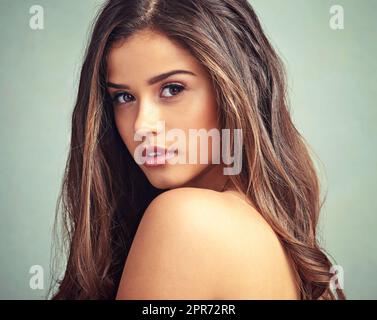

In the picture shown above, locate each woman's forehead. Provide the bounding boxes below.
[106,30,204,82]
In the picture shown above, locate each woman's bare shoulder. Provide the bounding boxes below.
[116,187,300,300]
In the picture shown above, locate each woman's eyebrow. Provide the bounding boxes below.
[107,69,196,89]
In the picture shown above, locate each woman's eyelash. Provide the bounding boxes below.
[160,83,185,98]
[112,91,134,104]
[111,83,185,105]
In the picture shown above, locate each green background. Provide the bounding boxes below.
[0,0,376,299]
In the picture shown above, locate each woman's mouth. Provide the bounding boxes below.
[143,145,178,167]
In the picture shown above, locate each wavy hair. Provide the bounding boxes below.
[48,0,346,300]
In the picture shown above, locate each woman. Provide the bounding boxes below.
[49,0,346,300]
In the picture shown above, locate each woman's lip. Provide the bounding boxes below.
[142,145,177,157]
[143,149,178,167]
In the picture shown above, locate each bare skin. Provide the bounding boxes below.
[115,187,300,299]
[107,28,300,299]
[107,28,228,192]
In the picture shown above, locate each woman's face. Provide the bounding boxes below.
[106,28,226,190]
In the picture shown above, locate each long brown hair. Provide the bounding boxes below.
[48,0,346,300]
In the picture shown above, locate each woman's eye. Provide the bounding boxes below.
[113,92,134,105]
[112,83,184,106]
[161,84,185,98]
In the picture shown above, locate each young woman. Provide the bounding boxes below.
[49,0,346,300]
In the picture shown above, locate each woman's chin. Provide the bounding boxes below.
[146,176,181,190]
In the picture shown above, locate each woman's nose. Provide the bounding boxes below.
[133,99,164,139]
